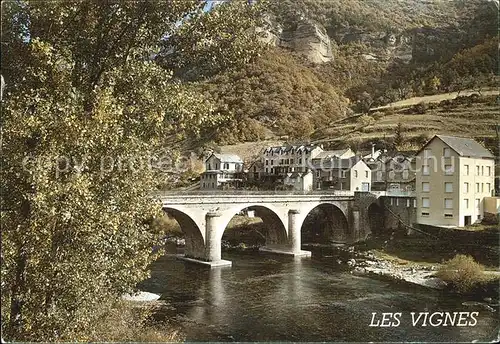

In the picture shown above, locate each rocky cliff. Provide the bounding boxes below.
[258,16,333,64]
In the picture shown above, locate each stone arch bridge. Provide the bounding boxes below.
[156,191,381,267]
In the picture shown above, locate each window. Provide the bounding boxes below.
[423,165,430,176]
[475,199,480,209]
[486,183,491,194]
[422,212,430,216]
[443,147,451,157]
[463,182,469,193]
[486,166,491,176]
[476,183,480,193]
[481,166,484,176]
[481,183,484,193]
[463,199,469,209]
[376,171,383,181]
[422,182,430,192]
[224,163,229,169]
[413,199,417,208]
[406,199,410,207]
[445,182,453,193]
[316,171,320,177]
[396,198,399,206]
[265,160,269,166]
[444,214,453,218]
[341,170,347,178]
[390,198,394,206]
[354,170,358,178]
[290,159,294,164]
[271,160,274,166]
[365,170,369,178]
[444,165,453,175]
[422,197,430,208]
[464,165,469,176]
[402,169,409,179]
[424,149,432,159]
[476,165,480,176]
[445,199,453,209]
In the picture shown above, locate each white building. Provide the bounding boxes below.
[200,153,244,190]
[415,135,495,227]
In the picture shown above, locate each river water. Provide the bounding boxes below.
[141,250,498,342]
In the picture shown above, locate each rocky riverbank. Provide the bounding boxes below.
[347,251,447,290]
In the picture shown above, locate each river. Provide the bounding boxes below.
[140,249,498,342]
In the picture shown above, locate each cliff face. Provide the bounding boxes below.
[262,0,496,65]
[279,20,333,63]
[258,17,333,64]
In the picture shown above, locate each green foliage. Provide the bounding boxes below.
[1,1,261,341]
[200,49,350,144]
[437,254,488,293]
[158,0,267,80]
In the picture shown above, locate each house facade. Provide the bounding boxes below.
[312,156,372,191]
[262,144,323,175]
[415,135,495,227]
[369,153,416,192]
[200,153,244,190]
[283,171,314,192]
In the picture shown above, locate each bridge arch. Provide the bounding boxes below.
[218,204,288,246]
[162,207,205,259]
[300,202,350,244]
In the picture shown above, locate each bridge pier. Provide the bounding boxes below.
[178,212,232,268]
[260,209,311,257]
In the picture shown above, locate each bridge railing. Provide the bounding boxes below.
[371,190,416,198]
[153,189,356,197]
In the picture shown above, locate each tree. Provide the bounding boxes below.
[393,122,405,149]
[1,1,262,341]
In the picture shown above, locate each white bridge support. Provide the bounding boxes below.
[158,191,378,268]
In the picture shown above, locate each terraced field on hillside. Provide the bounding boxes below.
[312,96,499,152]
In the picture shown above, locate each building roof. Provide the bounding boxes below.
[207,153,243,163]
[264,143,320,154]
[418,135,494,159]
[314,148,352,159]
[312,156,364,169]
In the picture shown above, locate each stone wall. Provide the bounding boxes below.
[379,196,417,232]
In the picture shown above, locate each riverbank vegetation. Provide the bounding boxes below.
[88,301,182,342]
[436,255,497,294]
[361,224,499,270]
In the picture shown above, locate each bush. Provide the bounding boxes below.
[89,301,182,342]
[412,102,428,114]
[436,254,487,293]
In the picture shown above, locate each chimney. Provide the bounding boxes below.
[371,143,376,158]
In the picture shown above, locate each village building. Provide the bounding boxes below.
[262,144,323,175]
[312,148,355,161]
[200,153,244,190]
[312,156,372,191]
[415,135,495,227]
[283,171,314,192]
[368,152,416,192]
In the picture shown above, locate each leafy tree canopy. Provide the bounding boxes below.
[0,0,263,341]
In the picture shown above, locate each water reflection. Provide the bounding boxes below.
[143,252,498,342]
